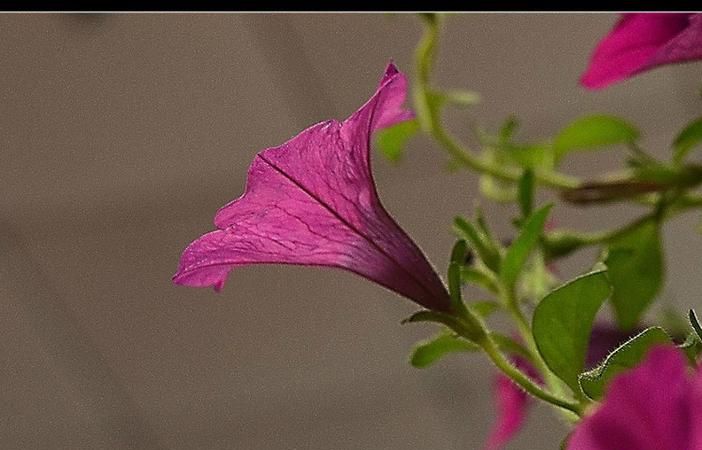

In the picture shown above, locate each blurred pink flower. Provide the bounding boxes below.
[484,355,541,450]
[568,345,702,450]
[173,63,451,312]
[581,13,702,90]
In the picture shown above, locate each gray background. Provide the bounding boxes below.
[1,13,701,450]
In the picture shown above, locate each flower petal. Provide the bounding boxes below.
[568,345,691,450]
[174,63,451,312]
[689,367,702,449]
[484,374,531,450]
[484,356,540,450]
[581,14,695,90]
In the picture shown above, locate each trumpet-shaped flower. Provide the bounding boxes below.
[568,345,702,450]
[173,63,451,312]
[581,13,702,90]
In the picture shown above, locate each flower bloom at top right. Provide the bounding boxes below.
[581,13,702,90]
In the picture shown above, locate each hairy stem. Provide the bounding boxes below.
[479,333,584,417]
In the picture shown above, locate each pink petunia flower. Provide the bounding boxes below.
[568,345,702,450]
[581,13,702,90]
[173,63,452,312]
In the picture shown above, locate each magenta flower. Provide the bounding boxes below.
[173,63,451,312]
[581,13,702,90]
[568,345,702,450]
[484,355,541,450]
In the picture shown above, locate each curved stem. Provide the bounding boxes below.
[479,333,584,417]
[501,285,582,409]
[432,125,580,189]
[412,15,580,191]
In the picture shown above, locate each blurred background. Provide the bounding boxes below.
[1,13,701,450]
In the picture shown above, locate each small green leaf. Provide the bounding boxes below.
[454,217,501,273]
[410,333,479,368]
[375,119,419,162]
[440,89,481,107]
[578,327,672,399]
[518,169,535,218]
[500,205,552,289]
[606,220,663,330]
[689,309,702,341]
[532,268,612,392]
[553,114,639,161]
[673,117,702,164]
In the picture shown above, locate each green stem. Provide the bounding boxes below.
[412,15,580,191]
[500,285,580,408]
[545,190,702,261]
[479,333,583,417]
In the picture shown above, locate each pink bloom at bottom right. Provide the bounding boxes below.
[568,345,702,450]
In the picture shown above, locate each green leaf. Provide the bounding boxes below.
[606,220,663,330]
[689,309,702,341]
[375,119,419,162]
[410,333,479,368]
[553,115,639,161]
[673,117,702,164]
[440,89,481,107]
[518,169,535,218]
[454,217,501,273]
[500,205,552,290]
[532,268,612,392]
[578,327,672,399]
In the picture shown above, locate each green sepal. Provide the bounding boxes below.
[410,332,479,368]
[402,310,486,343]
